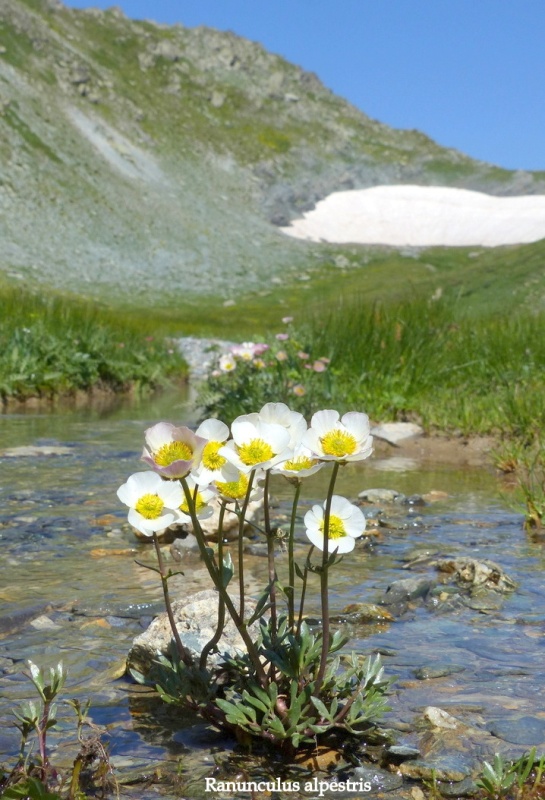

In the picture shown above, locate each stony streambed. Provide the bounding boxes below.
[1,392,545,799]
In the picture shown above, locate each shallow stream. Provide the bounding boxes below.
[1,391,544,799]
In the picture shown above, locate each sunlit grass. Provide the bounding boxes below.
[0,285,187,402]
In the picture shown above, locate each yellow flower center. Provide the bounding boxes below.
[237,438,274,466]
[202,441,226,471]
[135,493,164,520]
[216,474,249,500]
[320,429,357,458]
[180,493,207,515]
[154,440,193,467]
[283,455,316,472]
[320,514,346,540]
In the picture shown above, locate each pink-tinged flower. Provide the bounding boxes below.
[219,414,291,474]
[319,356,331,364]
[276,333,289,341]
[142,422,206,479]
[302,410,373,463]
[282,316,294,324]
[252,343,270,356]
[297,351,309,360]
[231,342,256,361]
[258,402,307,448]
[276,350,288,362]
[219,354,236,372]
[304,495,366,553]
[292,384,306,397]
[312,360,327,373]
[117,471,183,537]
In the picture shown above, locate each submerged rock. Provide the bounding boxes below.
[126,590,259,677]
[435,557,517,593]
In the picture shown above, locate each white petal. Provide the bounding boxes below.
[144,422,175,451]
[158,481,184,508]
[341,412,370,441]
[231,419,259,445]
[310,409,340,437]
[196,418,230,442]
[300,428,323,456]
[259,402,291,426]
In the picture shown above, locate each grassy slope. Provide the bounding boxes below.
[2,0,545,310]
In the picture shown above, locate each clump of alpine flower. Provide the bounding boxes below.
[198,317,333,422]
[118,403,391,754]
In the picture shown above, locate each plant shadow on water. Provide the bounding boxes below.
[1,399,545,798]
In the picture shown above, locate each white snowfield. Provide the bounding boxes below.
[280,185,545,247]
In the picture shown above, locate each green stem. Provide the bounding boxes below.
[315,461,340,691]
[237,471,255,620]
[296,545,314,636]
[180,477,268,688]
[153,532,193,667]
[263,470,277,641]
[199,501,227,670]
[288,480,302,630]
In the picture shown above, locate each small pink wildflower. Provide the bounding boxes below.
[276,350,288,362]
[319,356,331,364]
[297,351,309,360]
[312,360,327,373]
[282,316,294,324]
[276,333,289,341]
[292,384,306,397]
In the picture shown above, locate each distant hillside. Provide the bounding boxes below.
[1,0,545,303]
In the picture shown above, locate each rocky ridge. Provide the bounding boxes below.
[2,0,545,303]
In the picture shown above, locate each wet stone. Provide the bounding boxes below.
[359,488,406,504]
[381,577,435,605]
[438,776,479,797]
[414,664,466,680]
[384,745,421,764]
[489,716,545,745]
[399,756,471,782]
[345,765,403,793]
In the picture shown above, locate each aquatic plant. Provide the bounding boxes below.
[477,749,545,800]
[120,402,391,753]
[0,662,113,799]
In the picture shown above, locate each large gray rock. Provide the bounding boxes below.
[126,589,260,676]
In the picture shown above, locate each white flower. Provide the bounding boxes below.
[193,418,239,485]
[142,422,206,479]
[178,475,217,523]
[304,495,366,553]
[215,468,265,503]
[219,414,291,473]
[271,443,324,479]
[231,342,256,361]
[117,471,183,537]
[219,354,237,372]
[302,410,373,462]
[258,402,307,448]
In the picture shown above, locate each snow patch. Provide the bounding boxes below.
[280,185,545,248]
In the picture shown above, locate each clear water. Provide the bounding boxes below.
[1,392,544,797]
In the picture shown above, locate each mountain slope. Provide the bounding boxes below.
[1,0,544,303]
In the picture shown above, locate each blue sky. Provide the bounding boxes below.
[63,0,544,172]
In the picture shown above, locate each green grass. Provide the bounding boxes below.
[0,285,187,402]
[306,295,545,437]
